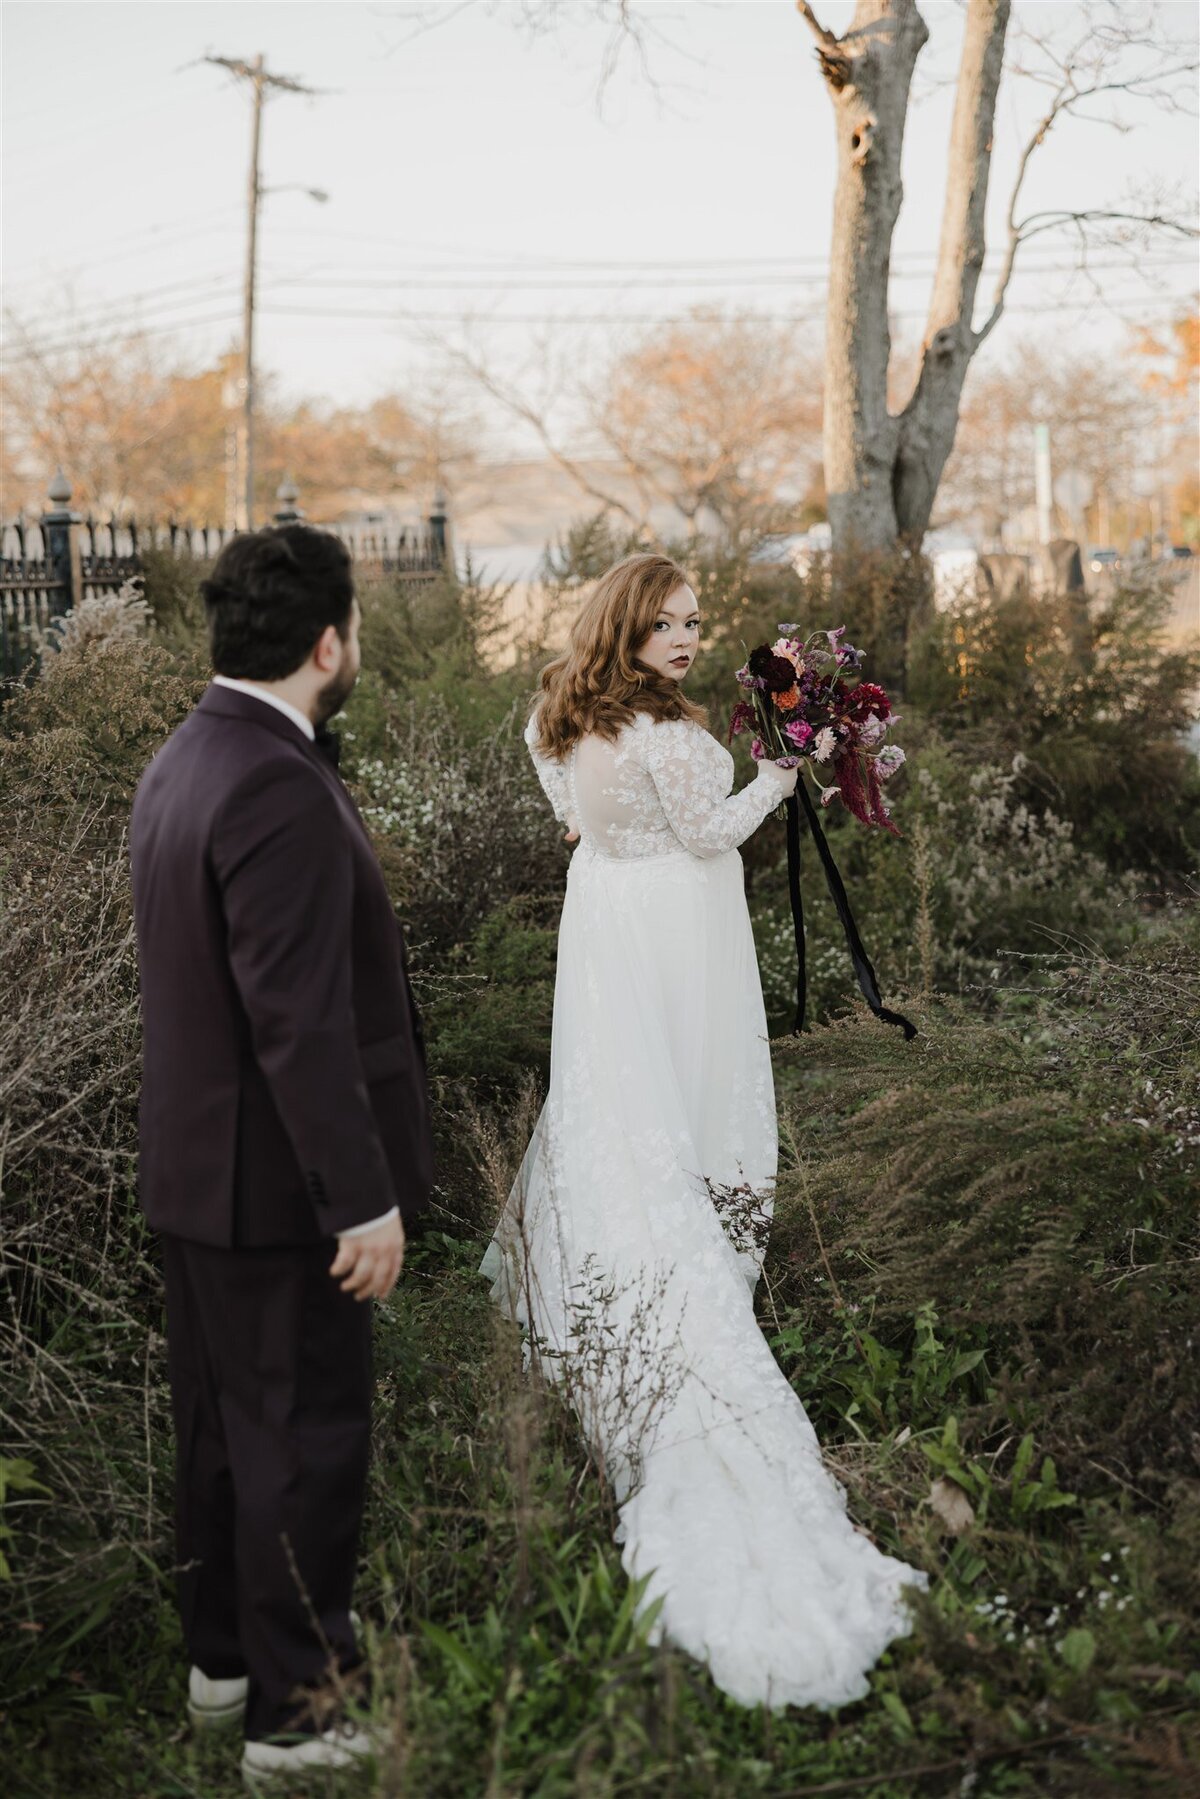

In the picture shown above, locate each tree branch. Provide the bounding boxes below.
[975,204,1200,349]
[437,337,646,529]
[795,1,838,51]
[976,10,1200,347]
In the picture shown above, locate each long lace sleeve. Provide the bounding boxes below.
[638,718,792,859]
[524,712,572,826]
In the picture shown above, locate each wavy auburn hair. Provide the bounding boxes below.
[533,552,707,758]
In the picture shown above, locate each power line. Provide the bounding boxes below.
[3,285,1192,369]
[237,258,1198,294]
[5,255,1193,355]
[0,310,244,364]
[254,293,1199,327]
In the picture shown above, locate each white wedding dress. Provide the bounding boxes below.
[480,710,926,1709]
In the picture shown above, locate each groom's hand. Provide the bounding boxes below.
[329,1214,406,1301]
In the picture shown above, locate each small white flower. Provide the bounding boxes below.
[813,726,837,763]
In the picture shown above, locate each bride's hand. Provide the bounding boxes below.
[564,814,581,843]
[761,762,798,797]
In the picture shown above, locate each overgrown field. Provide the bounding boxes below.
[2,553,1198,1796]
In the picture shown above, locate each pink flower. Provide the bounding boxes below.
[750,736,767,761]
[818,784,842,808]
[784,719,814,750]
[875,745,906,782]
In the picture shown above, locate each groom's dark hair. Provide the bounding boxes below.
[201,524,355,680]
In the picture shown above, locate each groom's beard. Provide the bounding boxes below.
[315,659,358,727]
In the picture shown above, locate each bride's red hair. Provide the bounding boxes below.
[533,552,707,757]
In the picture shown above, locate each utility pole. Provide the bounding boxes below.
[1033,422,1054,547]
[205,54,316,531]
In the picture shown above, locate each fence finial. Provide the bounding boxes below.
[429,488,450,566]
[46,468,73,510]
[273,479,304,525]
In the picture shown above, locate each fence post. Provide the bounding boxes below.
[273,478,305,526]
[41,468,82,620]
[429,489,450,569]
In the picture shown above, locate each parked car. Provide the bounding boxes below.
[1088,547,1120,574]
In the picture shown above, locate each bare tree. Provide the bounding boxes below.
[440,310,823,546]
[588,310,823,542]
[938,337,1153,542]
[796,0,1198,554]
[0,308,481,524]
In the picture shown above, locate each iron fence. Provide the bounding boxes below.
[1,473,450,684]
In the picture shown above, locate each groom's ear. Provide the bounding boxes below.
[312,623,343,672]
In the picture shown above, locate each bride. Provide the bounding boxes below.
[480,552,926,1709]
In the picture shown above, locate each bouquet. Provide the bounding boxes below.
[730,623,916,1041]
[730,625,905,834]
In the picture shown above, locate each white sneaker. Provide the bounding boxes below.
[186,1610,362,1732]
[241,1722,378,1788]
[187,1666,249,1729]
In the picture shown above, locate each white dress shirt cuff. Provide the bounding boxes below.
[337,1205,400,1239]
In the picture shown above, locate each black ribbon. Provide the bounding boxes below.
[784,783,917,1040]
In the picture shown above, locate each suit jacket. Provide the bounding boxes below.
[130,683,434,1246]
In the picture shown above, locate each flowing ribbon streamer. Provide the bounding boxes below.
[785,784,918,1040]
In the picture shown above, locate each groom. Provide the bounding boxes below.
[130,524,433,1782]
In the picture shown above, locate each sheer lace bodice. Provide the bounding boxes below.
[523,711,790,861]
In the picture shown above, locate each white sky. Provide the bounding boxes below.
[3,0,1198,453]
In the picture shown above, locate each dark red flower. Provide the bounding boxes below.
[727,700,755,741]
[844,681,892,722]
[747,644,801,694]
[833,749,902,836]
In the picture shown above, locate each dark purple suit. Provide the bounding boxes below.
[130,682,433,1738]
[132,681,432,1244]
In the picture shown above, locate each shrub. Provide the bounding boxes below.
[908,573,1200,875]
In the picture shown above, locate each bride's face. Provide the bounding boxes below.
[637,584,701,683]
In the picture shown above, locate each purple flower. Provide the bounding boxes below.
[750,737,767,761]
[784,719,815,749]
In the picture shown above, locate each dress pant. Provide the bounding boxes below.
[160,1234,373,1740]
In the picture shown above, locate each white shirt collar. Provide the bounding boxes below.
[212,676,315,741]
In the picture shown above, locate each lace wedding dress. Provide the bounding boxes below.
[480,710,926,1709]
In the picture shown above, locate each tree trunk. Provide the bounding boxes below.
[894,0,1010,543]
[805,0,1012,555]
[817,0,929,552]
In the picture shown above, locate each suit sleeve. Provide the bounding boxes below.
[211,757,399,1236]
